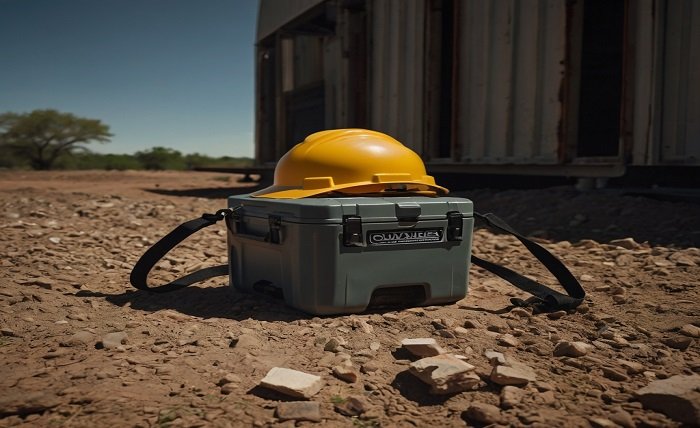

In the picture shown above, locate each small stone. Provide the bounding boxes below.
[602,366,630,382]
[612,295,627,304]
[332,365,358,383]
[463,319,483,329]
[229,333,261,350]
[553,341,592,357]
[546,310,567,320]
[100,331,128,349]
[635,375,700,425]
[259,367,323,399]
[48,237,61,244]
[609,238,641,250]
[31,277,55,289]
[1,328,18,337]
[490,363,537,386]
[661,336,693,350]
[484,350,507,365]
[497,334,520,348]
[679,324,700,338]
[360,361,380,374]
[453,326,470,338]
[60,330,95,347]
[580,274,596,282]
[401,338,445,357]
[217,373,241,386]
[609,410,635,428]
[351,318,374,334]
[369,341,380,351]
[510,307,531,318]
[500,385,525,409]
[589,417,617,428]
[409,354,479,394]
[464,402,502,425]
[324,338,342,353]
[486,320,509,333]
[616,359,644,375]
[220,383,237,394]
[275,401,321,422]
[334,396,369,417]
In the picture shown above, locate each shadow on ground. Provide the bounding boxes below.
[144,183,264,199]
[76,285,312,322]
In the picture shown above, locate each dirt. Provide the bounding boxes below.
[0,170,698,428]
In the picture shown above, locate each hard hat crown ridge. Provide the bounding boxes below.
[251,129,448,199]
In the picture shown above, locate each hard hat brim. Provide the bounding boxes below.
[251,181,449,199]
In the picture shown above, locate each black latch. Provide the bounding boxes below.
[229,206,243,234]
[446,211,463,241]
[343,215,363,246]
[268,215,281,244]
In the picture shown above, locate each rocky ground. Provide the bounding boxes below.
[0,170,698,428]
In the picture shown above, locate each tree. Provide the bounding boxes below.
[0,109,112,170]
[134,146,186,170]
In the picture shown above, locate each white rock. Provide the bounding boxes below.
[409,354,479,394]
[101,331,128,349]
[260,367,323,399]
[490,362,537,386]
[484,350,507,365]
[401,338,445,357]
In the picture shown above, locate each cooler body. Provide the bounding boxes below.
[226,195,473,315]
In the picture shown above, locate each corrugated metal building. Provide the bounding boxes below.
[254,0,699,177]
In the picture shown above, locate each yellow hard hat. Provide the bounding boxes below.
[251,129,448,199]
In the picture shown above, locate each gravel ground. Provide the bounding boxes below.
[0,170,698,428]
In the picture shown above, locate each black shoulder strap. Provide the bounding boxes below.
[471,212,585,311]
[130,208,585,312]
[129,208,232,293]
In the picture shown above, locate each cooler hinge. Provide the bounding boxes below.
[446,211,463,241]
[342,215,363,247]
[268,215,282,244]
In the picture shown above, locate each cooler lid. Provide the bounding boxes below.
[228,194,473,224]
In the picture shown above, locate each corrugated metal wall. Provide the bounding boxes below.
[368,0,425,153]
[256,0,699,169]
[454,0,566,164]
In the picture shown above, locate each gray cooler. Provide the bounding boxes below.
[226,195,473,315]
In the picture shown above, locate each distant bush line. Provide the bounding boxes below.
[0,146,253,171]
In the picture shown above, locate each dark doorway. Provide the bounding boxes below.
[576,0,626,157]
[426,0,455,159]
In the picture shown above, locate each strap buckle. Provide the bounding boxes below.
[202,208,233,222]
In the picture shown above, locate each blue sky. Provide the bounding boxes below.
[0,0,257,157]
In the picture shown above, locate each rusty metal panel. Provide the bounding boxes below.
[660,0,700,164]
[454,0,566,164]
[368,0,425,153]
